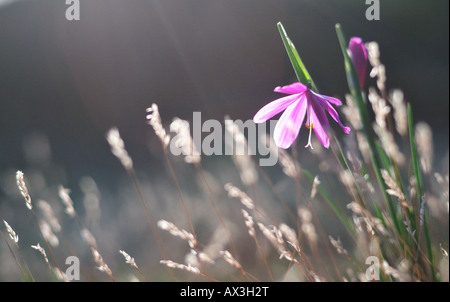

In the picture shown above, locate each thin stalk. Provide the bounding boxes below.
[29,208,63,277]
[127,168,175,281]
[256,166,298,226]
[251,233,275,281]
[195,162,239,259]
[161,148,211,281]
[162,148,195,236]
[407,103,436,281]
[0,228,32,282]
[303,169,355,238]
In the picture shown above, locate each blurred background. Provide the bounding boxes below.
[0,0,448,281]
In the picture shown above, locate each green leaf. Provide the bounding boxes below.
[277,22,318,92]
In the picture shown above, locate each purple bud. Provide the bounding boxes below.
[348,37,368,89]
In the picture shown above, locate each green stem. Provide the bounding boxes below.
[407,103,436,281]
[303,169,355,238]
[335,24,401,234]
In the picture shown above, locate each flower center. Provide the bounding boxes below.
[305,119,314,149]
[305,123,314,129]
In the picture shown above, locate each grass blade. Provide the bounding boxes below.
[408,103,436,280]
[277,22,318,92]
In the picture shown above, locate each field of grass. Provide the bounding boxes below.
[0,1,448,283]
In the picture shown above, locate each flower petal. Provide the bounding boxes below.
[314,96,351,134]
[253,93,301,123]
[274,82,308,95]
[273,96,307,149]
[311,91,343,106]
[309,100,330,148]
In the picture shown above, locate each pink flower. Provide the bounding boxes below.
[253,82,350,149]
[348,37,368,89]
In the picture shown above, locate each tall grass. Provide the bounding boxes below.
[0,31,448,282]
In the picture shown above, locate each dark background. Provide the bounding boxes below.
[0,0,448,201]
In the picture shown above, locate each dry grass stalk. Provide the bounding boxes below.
[356,132,371,164]
[106,127,133,171]
[381,169,409,209]
[310,271,325,282]
[347,202,390,237]
[415,122,434,175]
[224,183,255,210]
[157,220,198,249]
[224,119,258,186]
[241,209,255,237]
[440,244,448,260]
[80,228,98,250]
[198,227,228,263]
[381,260,413,282]
[220,250,242,271]
[31,242,67,281]
[367,41,386,93]
[31,243,49,265]
[170,118,201,164]
[160,260,201,276]
[345,148,375,194]
[409,175,417,202]
[0,227,31,282]
[80,176,101,227]
[373,124,405,165]
[368,88,391,130]
[342,95,362,130]
[119,250,138,269]
[298,208,318,247]
[390,89,408,136]
[3,220,19,245]
[273,224,298,264]
[277,148,301,179]
[279,223,300,252]
[250,222,276,280]
[37,200,61,233]
[146,103,170,147]
[58,186,75,218]
[16,171,32,210]
[435,173,449,213]
[91,248,114,281]
[347,201,364,215]
[329,235,348,256]
[16,171,62,275]
[257,223,286,255]
[40,220,59,247]
[238,214,274,280]
[310,176,321,199]
[339,170,358,197]
[147,104,196,241]
[189,249,215,265]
